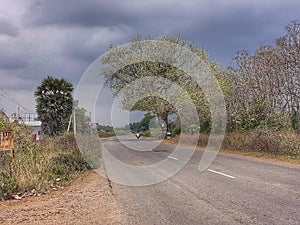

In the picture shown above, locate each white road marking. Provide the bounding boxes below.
[168,156,178,160]
[207,169,236,179]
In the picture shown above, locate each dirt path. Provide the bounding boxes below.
[0,171,125,225]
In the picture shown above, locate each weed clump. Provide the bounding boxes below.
[0,123,91,199]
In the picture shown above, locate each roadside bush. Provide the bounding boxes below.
[0,153,12,172]
[0,130,91,199]
[74,134,102,169]
[40,134,91,184]
[174,134,198,146]
[278,131,300,159]
[98,130,115,137]
[222,132,252,151]
[235,99,286,132]
[142,130,151,137]
[222,129,300,158]
[12,143,49,192]
[97,125,114,137]
[0,110,11,130]
[171,127,181,136]
[171,133,208,146]
[197,134,209,146]
[249,130,281,155]
[11,121,33,151]
[51,153,90,181]
[169,129,300,159]
[0,171,18,200]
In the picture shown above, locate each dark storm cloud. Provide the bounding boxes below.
[60,26,131,62]
[0,17,19,36]
[23,0,134,27]
[163,1,300,66]
[22,0,300,66]
[1,0,300,117]
[179,6,274,65]
[23,0,201,31]
[0,46,29,69]
[0,56,27,69]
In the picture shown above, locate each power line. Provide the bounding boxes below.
[0,88,18,105]
[0,86,33,113]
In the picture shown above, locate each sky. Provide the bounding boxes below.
[0,0,299,125]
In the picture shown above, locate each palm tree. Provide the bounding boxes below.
[35,76,73,135]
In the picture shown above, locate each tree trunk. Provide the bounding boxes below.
[160,112,169,132]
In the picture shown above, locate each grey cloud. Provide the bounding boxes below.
[166,2,300,66]
[23,0,211,30]
[0,73,36,91]
[0,34,34,70]
[61,26,132,62]
[0,57,27,69]
[5,0,300,73]
[0,48,29,70]
[24,0,134,27]
[22,0,300,67]
[1,0,300,120]
[0,17,19,36]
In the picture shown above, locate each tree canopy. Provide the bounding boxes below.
[101,21,300,134]
[35,76,74,135]
[101,36,227,131]
[227,21,300,131]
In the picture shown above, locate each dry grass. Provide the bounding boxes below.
[222,130,300,158]
[1,125,91,199]
[165,129,300,160]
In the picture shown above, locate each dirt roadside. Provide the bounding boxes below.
[0,171,125,225]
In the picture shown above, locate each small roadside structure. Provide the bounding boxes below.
[23,120,42,141]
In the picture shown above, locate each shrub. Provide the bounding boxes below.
[0,110,11,130]
[74,134,102,169]
[142,130,151,137]
[51,153,90,180]
[11,143,49,192]
[222,129,300,158]
[0,131,92,199]
[98,130,115,137]
[0,171,18,200]
[171,127,181,136]
[170,129,300,159]
[0,153,13,172]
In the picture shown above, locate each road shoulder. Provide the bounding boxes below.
[0,170,125,225]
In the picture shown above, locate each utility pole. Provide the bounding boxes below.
[17,106,20,120]
[67,113,72,133]
[161,86,168,133]
[89,111,92,134]
[72,100,79,135]
[73,108,76,135]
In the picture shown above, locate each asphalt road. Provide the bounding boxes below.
[103,136,300,225]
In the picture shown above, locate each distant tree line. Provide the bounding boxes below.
[129,112,156,132]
